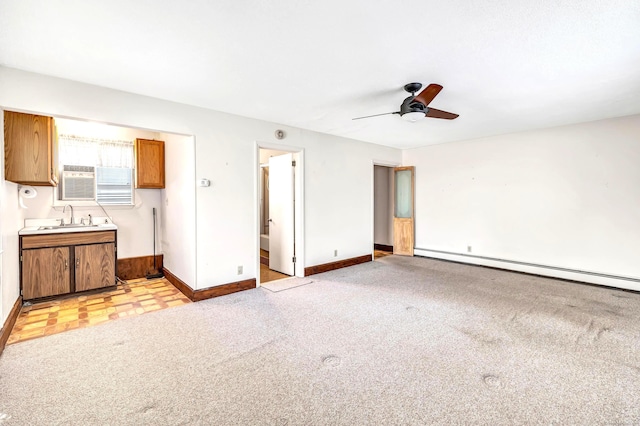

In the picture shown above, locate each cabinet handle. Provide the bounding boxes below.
[64,259,68,270]
[76,258,80,268]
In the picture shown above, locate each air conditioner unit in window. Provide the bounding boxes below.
[60,165,96,200]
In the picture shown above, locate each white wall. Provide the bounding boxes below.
[374,165,393,246]
[0,66,401,299]
[18,118,164,259]
[55,117,159,145]
[300,131,400,266]
[405,114,640,289]
[160,133,196,286]
[20,189,162,260]
[1,111,25,324]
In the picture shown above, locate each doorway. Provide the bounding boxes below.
[373,162,414,258]
[257,146,304,284]
[373,165,394,260]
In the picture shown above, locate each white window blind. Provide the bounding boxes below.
[59,135,134,205]
[96,167,133,205]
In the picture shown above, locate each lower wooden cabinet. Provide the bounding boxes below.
[22,247,71,299]
[75,243,116,292]
[20,230,117,301]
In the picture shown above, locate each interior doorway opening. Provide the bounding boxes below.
[373,164,394,260]
[258,146,303,284]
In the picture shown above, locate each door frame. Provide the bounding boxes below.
[372,160,401,259]
[255,142,305,285]
[392,166,415,256]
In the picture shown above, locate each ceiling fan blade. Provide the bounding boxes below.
[412,84,443,106]
[352,111,400,120]
[425,107,459,120]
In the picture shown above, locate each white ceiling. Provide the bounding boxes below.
[1,0,639,149]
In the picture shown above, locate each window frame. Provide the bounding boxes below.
[54,136,136,208]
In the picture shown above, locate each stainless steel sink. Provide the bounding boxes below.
[19,221,116,236]
[38,224,99,230]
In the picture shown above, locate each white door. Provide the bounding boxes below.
[268,153,295,275]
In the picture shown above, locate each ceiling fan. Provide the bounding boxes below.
[353,82,459,122]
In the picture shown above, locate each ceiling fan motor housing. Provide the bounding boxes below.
[401,96,426,115]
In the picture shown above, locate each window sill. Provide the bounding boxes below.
[52,200,135,210]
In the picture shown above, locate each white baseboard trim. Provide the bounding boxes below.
[414,248,640,292]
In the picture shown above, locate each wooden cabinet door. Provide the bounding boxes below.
[4,111,57,186]
[135,138,165,188]
[22,247,71,299]
[75,243,116,292]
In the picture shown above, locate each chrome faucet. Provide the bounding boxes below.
[63,204,75,226]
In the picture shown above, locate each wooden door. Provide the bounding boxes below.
[75,243,116,292]
[135,138,165,188]
[393,166,415,256]
[22,247,71,299]
[4,111,56,186]
[268,153,295,276]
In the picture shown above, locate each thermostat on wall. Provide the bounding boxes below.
[198,178,211,187]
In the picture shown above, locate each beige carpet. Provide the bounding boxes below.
[1,255,639,425]
[261,277,315,292]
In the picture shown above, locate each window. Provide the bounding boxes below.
[58,135,134,205]
[96,167,133,205]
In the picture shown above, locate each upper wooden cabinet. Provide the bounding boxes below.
[4,111,59,186]
[135,138,165,188]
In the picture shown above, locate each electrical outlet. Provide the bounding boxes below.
[334,249,338,257]
[467,246,472,253]
[237,265,243,275]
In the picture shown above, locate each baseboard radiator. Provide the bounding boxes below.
[414,247,640,292]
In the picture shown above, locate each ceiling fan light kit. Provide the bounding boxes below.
[353,82,459,122]
[401,111,425,122]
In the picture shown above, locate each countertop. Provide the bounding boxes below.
[19,217,118,236]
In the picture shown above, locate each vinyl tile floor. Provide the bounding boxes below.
[7,278,191,345]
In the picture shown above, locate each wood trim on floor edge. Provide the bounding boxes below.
[163,268,256,302]
[117,255,164,281]
[374,244,393,252]
[0,296,23,356]
[304,254,372,276]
